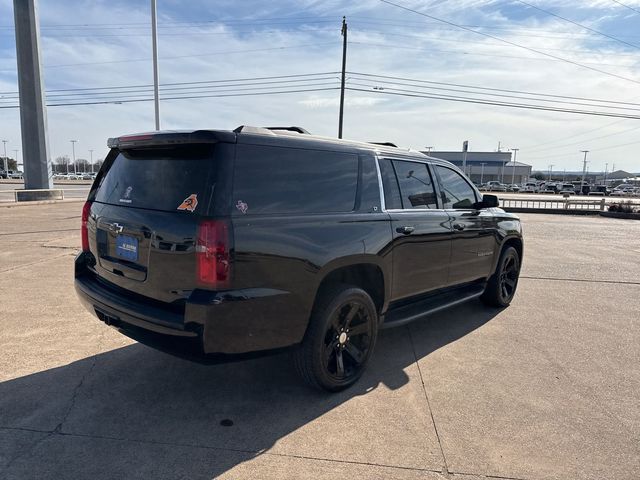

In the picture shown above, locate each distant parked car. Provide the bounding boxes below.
[9,171,23,179]
[559,184,575,195]
[522,182,538,193]
[487,181,507,192]
[541,184,558,194]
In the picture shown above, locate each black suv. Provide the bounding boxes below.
[75,126,523,391]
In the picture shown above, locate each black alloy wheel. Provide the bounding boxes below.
[499,253,519,303]
[322,301,373,381]
[481,246,521,308]
[294,284,378,392]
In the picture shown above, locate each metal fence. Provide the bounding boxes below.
[499,198,607,211]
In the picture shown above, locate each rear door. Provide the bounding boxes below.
[379,158,452,302]
[87,144,225,303]
[432,164,497,286]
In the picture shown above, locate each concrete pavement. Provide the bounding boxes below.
[0,204,639,479]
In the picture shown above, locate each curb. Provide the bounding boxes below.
[600,211,640,220]
[502,208,601,215]
[0,198,85,208]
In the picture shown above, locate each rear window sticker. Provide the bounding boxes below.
[119,186,133,204]
[236,200,248,214]
[177,194,198,212]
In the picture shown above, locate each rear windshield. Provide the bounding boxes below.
[94,145,214,214]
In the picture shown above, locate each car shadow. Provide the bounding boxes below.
[1,301,502,479]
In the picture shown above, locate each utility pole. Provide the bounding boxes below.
[70,140,77,174]
[511,148,519,185]
[548,164,554,181]
[89,149,94,173]
[562,168,566,182]
[151,0,160,131]
[338,16,347,139]
[480,162,486,184]
[1,140,7,174]
[580,150,589,195]
[462,140,468,175]
[604,162,608,184]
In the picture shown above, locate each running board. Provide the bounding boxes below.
[382,284,485,329]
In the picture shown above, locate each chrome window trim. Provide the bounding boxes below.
[376,155,446,213]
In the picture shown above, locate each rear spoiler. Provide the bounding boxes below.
[107,130,236,149]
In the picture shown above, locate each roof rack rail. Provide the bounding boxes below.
[233,125,276,135]
[264,126,311,134]
[369,142,398,148]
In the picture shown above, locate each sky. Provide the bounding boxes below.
[1,0,640,173]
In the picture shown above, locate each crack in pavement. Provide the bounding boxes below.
[0,425,534,480]
[0,252,74,274]
[406,324,451,478]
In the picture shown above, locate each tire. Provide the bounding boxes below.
[481,246,521,308]
[293,284,378,392]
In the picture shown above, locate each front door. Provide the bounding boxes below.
[379,158,453,302]
[433,165,497,286]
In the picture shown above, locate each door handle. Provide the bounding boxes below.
[396,226,415,235]
[452,223,465,231]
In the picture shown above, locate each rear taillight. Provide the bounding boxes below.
[81,201,92,252]
[196,220,230,289]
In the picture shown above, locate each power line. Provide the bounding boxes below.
[523,124,640,153]
[0,72,338,96]
[347,40,636,69]
[347,72,640,108]
[514,0,640,51]
[611,1,640,15]
[0,87,340,109]
[379,0,640,86]
[0,43,338,72]
[344,86,640,120]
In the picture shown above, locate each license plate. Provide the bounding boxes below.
[115,235,138,261]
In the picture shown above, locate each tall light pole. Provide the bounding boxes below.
[480,162,486,184]
[425,146,433,155]
[580,150,589,195]
[548,164,554,181]
[89,149,94,173]
[604,162,608,184]
[510,148,519,185]
[1,140,7,175]
[338,16,347,139]
[70,139,77,174]
[151,0,160,130]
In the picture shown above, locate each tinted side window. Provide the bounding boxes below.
[233,145,358,215]
[393,160,438,209]
[435,166,477,209]
[378,159,402,210]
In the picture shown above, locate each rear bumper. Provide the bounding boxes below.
[74,253,305,359]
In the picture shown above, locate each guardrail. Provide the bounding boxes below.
[499,198,607,211]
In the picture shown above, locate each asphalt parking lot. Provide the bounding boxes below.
[1,202,639,480]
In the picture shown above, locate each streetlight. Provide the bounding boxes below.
[548,164,554,181]
[604,162,608,184]
[510,148,519,185]
[1,140,7,175]
[89,149,94,173]
[480,162,486,184]
[425,146,433,155]
[70,140,78,174]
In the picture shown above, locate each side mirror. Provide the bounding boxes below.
[475,194,499,209]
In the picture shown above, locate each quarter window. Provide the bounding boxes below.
[435,166,477,209]
[392,160,438,209]
[233,145,358,215]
